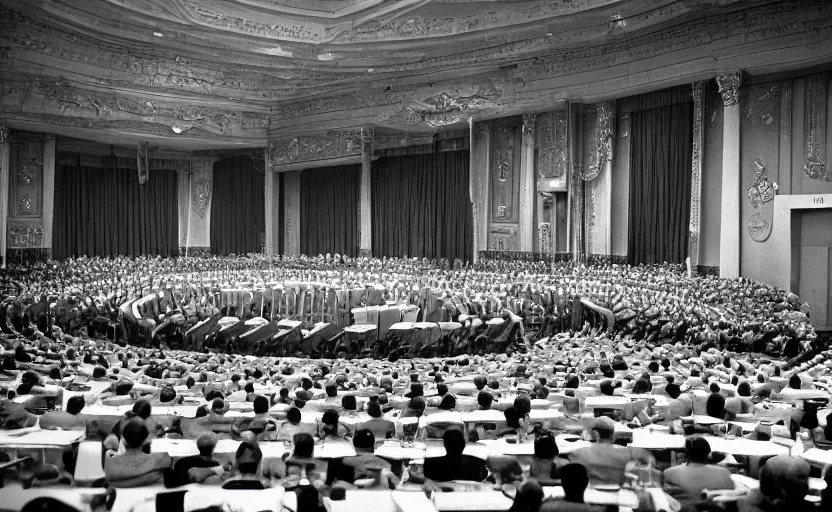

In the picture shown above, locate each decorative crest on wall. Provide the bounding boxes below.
[579,100,615,182]
[407,80,502,128]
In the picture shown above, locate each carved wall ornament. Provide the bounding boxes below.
[190,158,214,218]
[689,81,704,266]
[716,71,742,106]
[747,213,772,242]
[539,222,552,255]
[8,224,44,249]
[137,142,149,184]
[407,80,502,128]
[579,100,615,182]
[746,159,777,209]
[522,114,536,136]
[268,129,364,166]
[0,124,7,145]
[9,130,43,218]
[536,112,568,180]
[804,72,829,181]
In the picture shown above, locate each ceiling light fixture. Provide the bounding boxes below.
[171,126,184,134]
[317,52,334,61]
[153,32,164,37]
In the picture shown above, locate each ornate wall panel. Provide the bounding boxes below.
[803,72,828,182]
[8,131,44,220]
[490,117,522,224]
[689,82,705,267]
[535,111,568,189]
[488,225,519,252]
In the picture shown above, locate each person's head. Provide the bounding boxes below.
[301,377,313,391]
[408,383,424,398]
[737,381,751,397]
[685,436,711,464]
[244,382,255,394]
[589,417,615,442]
[477,391,494,409]
[560,463,590,502]
[437,383,448,397]
[407,396,427,415]
[599,380,615,396]
[648,361,660,373]
[185,376,195,389]
[235,442,262,475]
[758,455,811,506]
[253,395,269,414]
[632,379,650,394]
[322,409,339,428]
[325,384,338,398]
[473,375,486,390]
[286,406,301,425]
[666,383,682,399]
[159,386,176,403]
[534,434,558,460]
[565,375,579,389]
[211,397,226,413]
[513,395,531,416]
[439,394,456,411]
[292,432,314,458]
[121,418,149,449]
[132,399,151,420]
[352,429,375,452]
[115,379,134,396]
[789,374,802,390]
[504,407,522,429]
[442,429,466,456]
[510,479,544,512]
[661,358,671,370]
[709,382,721,394]
[341,395,357,411]
[279,388,289,399]
[706,393,725,419]
[196,432,218,457]
[92,366,106,379]
[367,401,382,418]
[66,395,85,415]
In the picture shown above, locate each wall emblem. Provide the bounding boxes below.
[746,159,776,242]
[747,213,771,242]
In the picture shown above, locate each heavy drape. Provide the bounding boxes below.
[300,164,360,257]
[53,161,179,258]
[210,155,265,255]
[372,150,473,262]
[627,102,693,265]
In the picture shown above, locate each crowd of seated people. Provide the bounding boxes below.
[0,255,831,512]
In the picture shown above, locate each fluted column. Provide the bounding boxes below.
[519,115,536,251]
[284,170,301,257]
[359,129,373,257]
[470,120,491,262]
[42,134,56,257]
[0,123,8,268]
[717,71,742,279]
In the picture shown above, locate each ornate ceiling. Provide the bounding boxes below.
[1,0,831,150]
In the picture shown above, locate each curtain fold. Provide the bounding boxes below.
[627,102,694,265]
[52,162,178,259]
[300,164,360,257]
[210,155,265,255]
[372,150,473,262]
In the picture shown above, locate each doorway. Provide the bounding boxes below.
[797,209,832,330]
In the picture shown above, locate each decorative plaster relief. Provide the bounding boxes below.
[579,100,614,182]
[804,72,828,181]
[268,129,364,166]
[407,80,503,128]
[716,71,742,106]
[190,158,215,218]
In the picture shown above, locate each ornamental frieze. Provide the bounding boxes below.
[268,130,365,167]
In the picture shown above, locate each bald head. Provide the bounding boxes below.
[196,432,218,456]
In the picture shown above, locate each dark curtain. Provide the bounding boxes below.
[372,149,473,262]
[628,102,693,265]
[300,164,360,257]
[210,155,265,255]
[53,162,178,258]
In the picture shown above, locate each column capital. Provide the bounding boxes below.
[716,71,743,106]
[522,114,536,137]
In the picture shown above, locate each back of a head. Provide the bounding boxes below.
[196,432,218,456]
[159,386,176,403]
[235,442,263,475]
[353,429,375,451]
[473,375,486,390]
[443,428,466,456]
[513,395,531,416]
[325,384,338,398]
[253,395,269,414]
[121,417,149,449]
[439,394,456,410]
[504,407,522,429]
[511,479,544,512]
[322,409,339,426]
[293,432,315,458]
[685,436,711,463]
[132,399,152,420]
[665,383,682,399]
[737,381,751,397]
[789,374,802,390]
[759,455,811,504]
[341,395,357,411]
[437,383,448,396]
[534,434,558,459]
[367,402,382,418]
[600,380,615,396]
[706,393,725,419]
[66,395,85,415]
[477,391,493,409]
[560,463,589,500]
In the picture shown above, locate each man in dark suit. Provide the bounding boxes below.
[423,429,487,482]
[663,436,734,505]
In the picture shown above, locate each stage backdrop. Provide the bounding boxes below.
[53,159,178,258]
[372,149,473,262]
[627,101,693,265]
[210,155,265,255]
[300,164,360,257]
